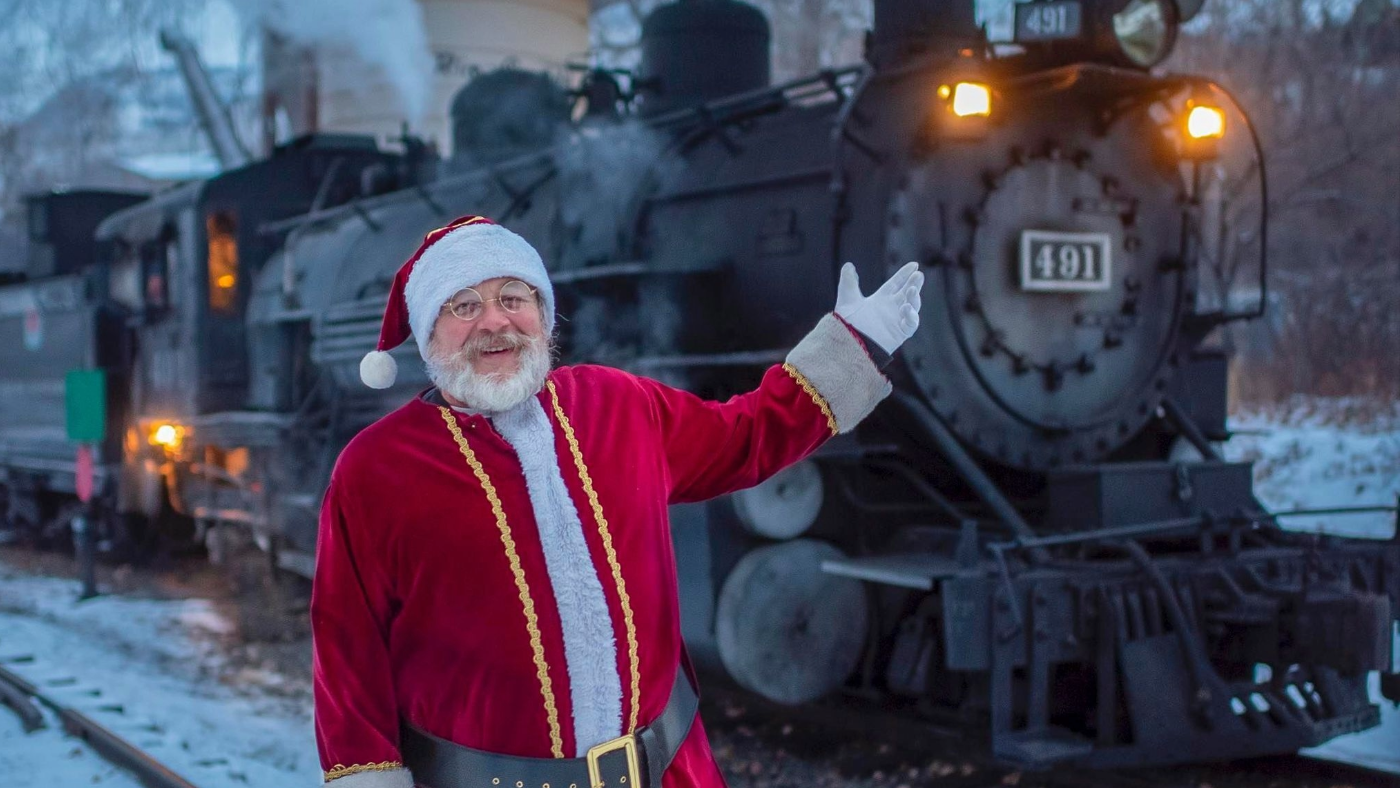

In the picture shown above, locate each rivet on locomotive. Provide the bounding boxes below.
[1,0,1396,770]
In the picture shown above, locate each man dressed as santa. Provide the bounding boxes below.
[313,215,923,788]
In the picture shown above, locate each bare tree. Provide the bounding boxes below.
[1168,0,1400,402]
[0,0,215,224]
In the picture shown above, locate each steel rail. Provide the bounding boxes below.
[0,661,204,788]
[0,663,43,731]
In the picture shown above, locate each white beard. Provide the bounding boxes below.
[426,331,553,413]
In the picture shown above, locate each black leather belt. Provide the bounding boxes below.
[402,669,699,788]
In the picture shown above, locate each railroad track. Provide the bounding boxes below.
[0,655,205,788]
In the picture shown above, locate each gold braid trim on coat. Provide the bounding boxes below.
[324,761,404,781]
[438,407,566,758]
[782,363,839,436]
[545,380,643,734]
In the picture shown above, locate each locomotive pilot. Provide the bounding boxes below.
[312,215,923,788]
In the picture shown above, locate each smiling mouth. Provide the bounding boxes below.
[481,348,517,357]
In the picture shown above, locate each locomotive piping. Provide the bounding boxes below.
[887,391,1045,559]
[1160,397,1221,461]
[256,150,557,237]
[831,455,972,524]
[990,515,1206,552]
[309,157,347,213]
[827,64,875,298]
[1199,80,1269,323]
[1115,539,1224,728]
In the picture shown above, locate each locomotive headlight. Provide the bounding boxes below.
[1112,0,1178,68]
[949,82,992,117]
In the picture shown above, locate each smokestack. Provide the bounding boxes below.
[869,0,979,69]
[161,29,253,169]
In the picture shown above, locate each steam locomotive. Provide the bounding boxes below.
[2,0,1397,770]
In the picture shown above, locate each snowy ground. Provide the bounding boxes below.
[1224,398,1400,540]
[0,569,319,787]
[1221,398,1400,773]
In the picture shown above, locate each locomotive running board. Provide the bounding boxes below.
[819,554,967,591]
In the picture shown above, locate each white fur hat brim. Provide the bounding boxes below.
[402,223,555,360]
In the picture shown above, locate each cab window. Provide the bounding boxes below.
[206,211,239,314]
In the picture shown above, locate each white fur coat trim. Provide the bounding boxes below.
[785,313,892,433]
[491,397,623,755]
[402,223,557,358]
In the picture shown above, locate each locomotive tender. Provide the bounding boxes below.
[2,0,1398,770]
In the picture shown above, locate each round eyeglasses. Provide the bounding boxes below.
[442,280,539,322]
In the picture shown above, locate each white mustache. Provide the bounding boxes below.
[458,330,531,360]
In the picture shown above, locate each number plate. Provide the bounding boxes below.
[1020,231,1112,292]
[1014,1,1084,42]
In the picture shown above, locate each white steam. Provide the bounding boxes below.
[555,122,679,262]
[234,0,433,123]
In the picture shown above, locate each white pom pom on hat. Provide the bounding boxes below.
[359,215,556,388]
[359,349,398,390]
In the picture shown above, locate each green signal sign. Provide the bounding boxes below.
[65,369,107,444]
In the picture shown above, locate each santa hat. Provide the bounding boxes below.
[359,215,556,389]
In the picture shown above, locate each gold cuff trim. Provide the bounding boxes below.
[782,363,838,436]
[546,380,643,734]
[439,407,565,758]
[325,761,405,781]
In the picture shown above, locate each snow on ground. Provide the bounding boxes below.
[0,568,318,787]
[1222,398,1400,773]
[1223,398,1400,540]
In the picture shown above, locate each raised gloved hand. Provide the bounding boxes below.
[834,261,923,355]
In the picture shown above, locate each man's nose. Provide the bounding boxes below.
[474,300,513,332]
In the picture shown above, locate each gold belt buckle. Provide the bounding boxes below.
[585,732,641,788]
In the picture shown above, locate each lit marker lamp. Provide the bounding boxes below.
[942,82,991,117]
[935,81,994,140]
[149,422,185,451]
[1181,100,1226,158]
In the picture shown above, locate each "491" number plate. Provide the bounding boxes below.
[1014,1,1084,42]
[1019,230,1112,292]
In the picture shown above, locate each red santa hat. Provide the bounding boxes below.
[359,215,556,389]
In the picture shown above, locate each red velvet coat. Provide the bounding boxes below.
[312,325,882,786]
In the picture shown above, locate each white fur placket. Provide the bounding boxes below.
[488,397,623,754]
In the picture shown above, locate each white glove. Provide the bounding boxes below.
[834,261,923,355]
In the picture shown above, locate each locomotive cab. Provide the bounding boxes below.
[93,135,403,528]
